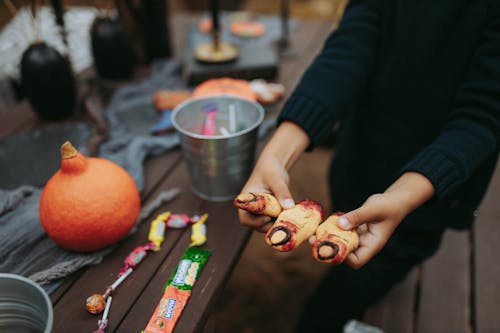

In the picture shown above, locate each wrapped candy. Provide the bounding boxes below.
[148,212,171,250]
[142,247,212,333]
[166,214,193,229]
[189,213,208,247]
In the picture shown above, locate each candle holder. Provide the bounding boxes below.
[193,0,239,63]
[182,1,278,85]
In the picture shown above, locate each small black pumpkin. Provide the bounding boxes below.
[20,42,76,120]
[90,16,136,80]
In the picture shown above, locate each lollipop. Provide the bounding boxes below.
[85,244,150,314]
[86,294,106,315]
[85,267,133,314]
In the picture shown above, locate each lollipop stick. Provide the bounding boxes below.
[103,268,133,298]
[93,296,112,333]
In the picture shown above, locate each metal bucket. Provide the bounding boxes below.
[172,95,264,201]
[0,273,53,333]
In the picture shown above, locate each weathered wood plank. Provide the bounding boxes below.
[363,269,418,333]
[474,160,500,333]
[142,152,183,200]
[416,230,470,333]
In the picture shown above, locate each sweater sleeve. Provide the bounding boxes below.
[401,5,500,200]
[278,0,381,149]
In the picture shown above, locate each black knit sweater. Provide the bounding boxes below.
[279,0,500,229]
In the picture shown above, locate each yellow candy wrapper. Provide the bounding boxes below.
[148,212,171,250]
[189,213,208,247]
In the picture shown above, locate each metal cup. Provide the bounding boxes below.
[0,273,53,333]
[172,95,264,201]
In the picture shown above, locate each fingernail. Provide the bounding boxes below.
[262,216,272,223]
[280,198,295,209]
[338,216,352,229]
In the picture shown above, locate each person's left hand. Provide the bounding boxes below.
[308,171,435,269]
[332,192,408,269]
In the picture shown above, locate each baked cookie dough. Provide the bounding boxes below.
[234,192,282,217]
[266,200,324,252]
[312,213,359,264]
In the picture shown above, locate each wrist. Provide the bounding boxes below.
[259,121,310,170]
[385,172,435,215]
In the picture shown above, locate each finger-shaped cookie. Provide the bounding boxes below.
[312,213,359,264]
[234,192,282,217]
[266,200,324,252]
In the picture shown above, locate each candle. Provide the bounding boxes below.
[281,0,290,44]
[210,0,220,32]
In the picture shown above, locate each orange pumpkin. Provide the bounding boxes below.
[39,141,141,252]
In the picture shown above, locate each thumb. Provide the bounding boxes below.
[270,180,295,209]
[338,205,378,230]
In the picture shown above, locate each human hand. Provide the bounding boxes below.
[323,171,435,269]
[237,121,310,232]
[334,192,407,269]
[238,156,295,233]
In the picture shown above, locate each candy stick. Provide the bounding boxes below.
[93,296,112,333]
[229,104,236,133]
[202,103,218,136]
[103,268,133,298]
[219,127,230,136]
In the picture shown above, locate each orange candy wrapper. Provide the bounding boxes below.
[142,247,211,333]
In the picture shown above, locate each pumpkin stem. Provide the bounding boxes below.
[61,141,78,159]
[60,141,87,174]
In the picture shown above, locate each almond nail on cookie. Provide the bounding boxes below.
[312,213,359,264]
[233,192,282,217]
[265,200,324,252]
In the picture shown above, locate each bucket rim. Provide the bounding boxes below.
[0,273,53,333]
[171,95,265,140]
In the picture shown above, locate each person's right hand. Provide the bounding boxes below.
[238,155,295,232]
[236,121,310,232]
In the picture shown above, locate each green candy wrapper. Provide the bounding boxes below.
[167,247,211,290]
[143,247,211,333]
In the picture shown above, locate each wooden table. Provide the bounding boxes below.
[3,13,500,333]
[0,15,335,333]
